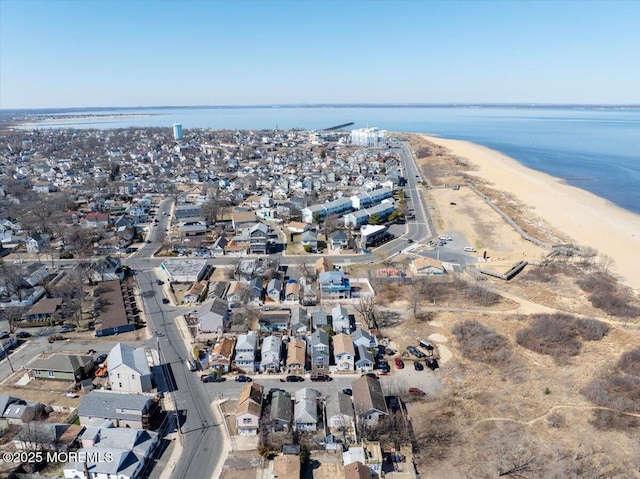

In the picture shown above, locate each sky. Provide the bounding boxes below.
[1,0,639,109]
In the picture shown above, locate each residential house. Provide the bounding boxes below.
[27,354,94,381]
[327,391,356,440]
[81,212,110,229]
[294,388,319,431]
[107,343,152,393]
[226,281,247,307]
[198,297,229,334]
[260,335,282,373]
[330,230,349,250]
[25,233,50,253]
[300,230,318,251]
[259,309,290,333]
[286,337,306,375]
[270,390,293,431]
[410,256,446,276]
[355,345,375,372]
[183,280,207,303]
[331,304,351,334]
[247,277,264,301]
[77,391,160,429]
[312,309,328,330]
[63,423,159,479]
[344,461,372,479]
[266,278,283,302]
[310,329,330,370]
[343,442,383,477]
[232,211,257,231]
[352,328,376,349]
[0,395,45,425]
[236,382,263,435]
[274,454,300,479]
[23,297,63,324]
[89,256,125,282]
[234,331,258,373]
[284,281,300,303]
[318,271,351,299]
[333,333,355,371]
[211,235,229,256]
[286,221,310,234]
[209,337,236,373]
[351,375,388,427]
[249,222,269,255]
[95,280,137,337]
[290,307,309,334]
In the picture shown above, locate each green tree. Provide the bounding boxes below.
[368,213,381,225]
[312,211,323,224]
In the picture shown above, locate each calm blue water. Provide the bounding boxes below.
[11,105,640,214]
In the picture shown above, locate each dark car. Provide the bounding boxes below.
[95,354,108,365]
[342,388,352,396]
[16,331,32,338]
[156,280,165,285]
[146,240,152,244]
[414,361,424,371]
[201,374,225,383]
[407,238,414,243]
[361,372,378,379]
[235,375,252,382]
[310,372,331,382]
[407,346,425,359]
[162,298,170,304]
[280,375,304,383]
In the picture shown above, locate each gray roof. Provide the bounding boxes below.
[356,344,374,365]
[325,391,354,420]
[294,388,318,424]
[78,391,153,422]
[330,230,348,241]
[28,354,93,374]
[271,390,293,423]
[351,375,388,418]
[66,448,141,477]
[311,329,329,348]
[89,426,158,456]
[107,343,150,377]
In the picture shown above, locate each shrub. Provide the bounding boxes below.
[577,273,640,317]
[574,318,609,341]
[515,314,583,360]
[303,245,312,253]
[451,320,510,364]
[589,409,639,432]
[465,285,501,306]
[617,347,640,375]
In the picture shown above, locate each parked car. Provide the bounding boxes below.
[395,358,405,369]
[95,354,108,365]
[201,373,225,383]
[281,375,304,383]
[408,387,426,397]
[407,346,425,358]
[186,359,197,371]
[342,388,352,396]
[60,325,75,333]
[361,373,378,379]
[15,331,31,339]
[156,280,165,285]
[162,298,170,304]
[384,348,396,356]
[310,372,331,382]
[235,375,252,382]
[414,361,424,371]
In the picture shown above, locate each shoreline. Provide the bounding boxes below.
[421,134,640,293]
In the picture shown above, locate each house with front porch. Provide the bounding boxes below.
[333,333,355,371]
[260,335,282,373]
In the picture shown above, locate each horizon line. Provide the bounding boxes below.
[2,102,640,112]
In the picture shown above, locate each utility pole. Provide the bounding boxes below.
[1,342,15,373]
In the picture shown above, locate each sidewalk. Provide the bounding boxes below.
[158,430,183,479]
[211,399,232,479]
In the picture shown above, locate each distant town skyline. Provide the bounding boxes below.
[1,0,639,109]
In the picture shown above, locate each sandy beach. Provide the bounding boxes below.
[422,135,640,292]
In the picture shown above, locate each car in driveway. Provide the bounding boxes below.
[95,354,108,365]
[395,358,405,369]
[414,361,424,371]
[361,372,378,379]
[235,375,252,382]
[156,280,165,285]
[342,388,352,396]
[162,298,170,304]
[281,375,304,383]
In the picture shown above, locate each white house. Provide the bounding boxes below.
[235,331,258,372]
[198,297,229,334]
[107,343,152,393]
[260,335,282,373]
[236,382,263,435]
[294,388,319,431]
[332,333,355,371]
[331,305,350,334]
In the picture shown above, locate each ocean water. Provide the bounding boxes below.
[10,105,640,214]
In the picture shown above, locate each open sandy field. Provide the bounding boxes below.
[422,135,640,293]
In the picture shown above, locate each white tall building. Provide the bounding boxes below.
[350,127,387,147]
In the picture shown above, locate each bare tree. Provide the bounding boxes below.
[354,296,377,329]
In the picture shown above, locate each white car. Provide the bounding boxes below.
[464,246,477,252]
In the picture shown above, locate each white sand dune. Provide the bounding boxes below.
[423,135,640,293]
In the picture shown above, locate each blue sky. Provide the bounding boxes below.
[1,0,639,108]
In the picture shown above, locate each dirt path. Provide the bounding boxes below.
[473,404,640,428]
